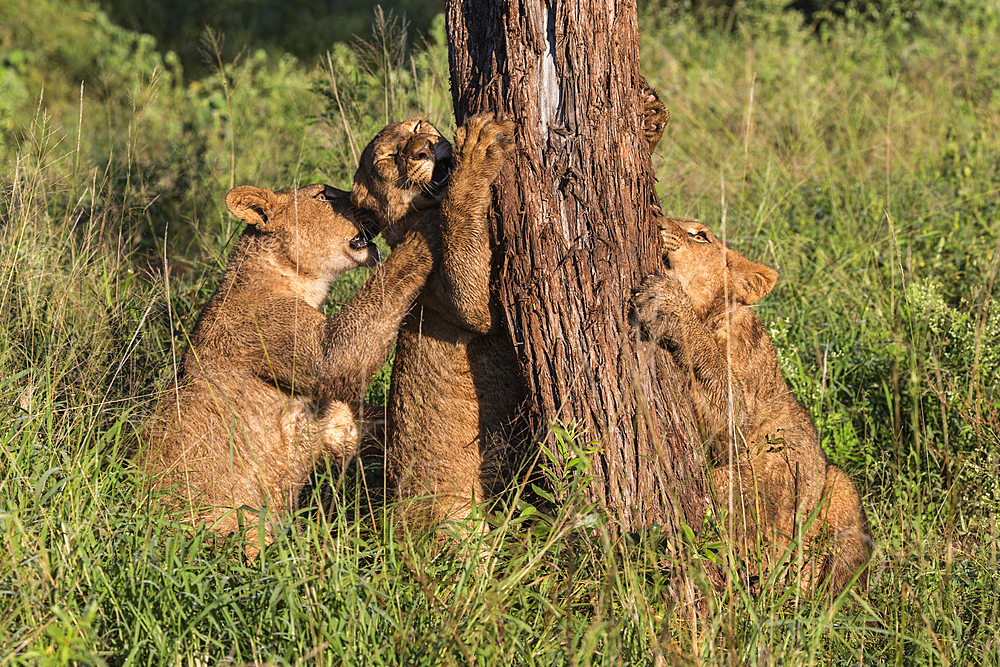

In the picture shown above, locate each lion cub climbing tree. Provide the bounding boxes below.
[446,0,707,533]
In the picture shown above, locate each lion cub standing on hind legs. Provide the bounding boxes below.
[350,114,522,533]
[634,218,873,597]
[138,183,440,553]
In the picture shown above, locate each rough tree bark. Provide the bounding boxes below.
[446,0,708,534]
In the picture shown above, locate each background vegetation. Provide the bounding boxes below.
[2,0,999,663]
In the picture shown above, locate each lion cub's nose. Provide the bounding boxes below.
[407,136,435,161]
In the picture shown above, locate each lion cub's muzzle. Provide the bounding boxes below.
[658,218,685,269]
[350,233,380,265]
[659,232,683,269]
[401,133,453,198]
[349,234,371,251]
[427,155,453,197]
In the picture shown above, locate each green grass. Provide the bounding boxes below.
[3,0,1000,663]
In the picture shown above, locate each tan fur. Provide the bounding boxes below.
[639,75,669,152]
[138,183,439,549]
[634,218,872,597]
[352,115,526,528]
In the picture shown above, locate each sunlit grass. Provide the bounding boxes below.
[1,2,999,664]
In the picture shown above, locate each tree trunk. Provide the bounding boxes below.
[446,0,708,534]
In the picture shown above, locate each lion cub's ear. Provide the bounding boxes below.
[727,249,779,305]
[226,186,277,227]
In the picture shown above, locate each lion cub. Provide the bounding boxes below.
[139,183,439,549]
[634,218,872,596]
[351,115,523,529]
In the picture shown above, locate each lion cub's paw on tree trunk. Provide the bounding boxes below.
[138,183,440,554]
[638,74,670,153]
[352,115,527,535]
[634,217,873,598]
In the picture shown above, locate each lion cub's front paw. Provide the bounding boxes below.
[639,78,669,152]
[634,273,688,343]
[453,113,516,184]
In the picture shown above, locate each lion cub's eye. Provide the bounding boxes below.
[315,191,328,201]
[689,230,710,243]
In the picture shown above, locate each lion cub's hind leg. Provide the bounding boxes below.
[277,399,359,506]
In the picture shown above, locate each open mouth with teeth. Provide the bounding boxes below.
[350,234,373,250]
[425,157,453,198]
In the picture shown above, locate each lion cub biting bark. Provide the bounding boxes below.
[634,218,872,596]
[139,183,439,549]
[351,115,522,530]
